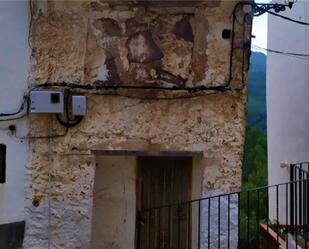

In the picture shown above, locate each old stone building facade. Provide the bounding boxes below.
[22,0,252,248]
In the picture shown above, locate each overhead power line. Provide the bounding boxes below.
[252,45,309,59]
[267,10,309,25]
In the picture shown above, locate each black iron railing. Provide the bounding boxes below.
[290,162,309,247]
[136,177,309,249]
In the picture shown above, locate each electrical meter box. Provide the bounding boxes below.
[30,90,64,113]
[72,95,86,116]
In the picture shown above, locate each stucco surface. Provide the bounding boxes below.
[267,0,309,223]
[0,1,30,226]
[24,0,251,248]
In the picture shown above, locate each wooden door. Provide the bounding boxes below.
[137,157,192,249]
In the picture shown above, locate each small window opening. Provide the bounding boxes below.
[0,144,6,183]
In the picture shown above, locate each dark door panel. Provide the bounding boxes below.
[137,157,192,249]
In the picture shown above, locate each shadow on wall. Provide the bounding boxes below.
[0,221,25,249]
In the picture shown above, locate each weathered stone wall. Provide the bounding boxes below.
[24,0,251,248]
[29,0,248,88]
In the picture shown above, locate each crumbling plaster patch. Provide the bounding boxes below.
[29,0,249,88]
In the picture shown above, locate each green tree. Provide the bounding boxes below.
[242,126,267,184]
[239,126,268,249]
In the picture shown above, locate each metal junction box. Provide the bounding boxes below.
[30,90,64,113]
[72,95,86,116]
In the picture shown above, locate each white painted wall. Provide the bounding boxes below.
[0,1,30,224]
[267,0,309,221]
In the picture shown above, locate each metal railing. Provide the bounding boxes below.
[136,177,309,249]
[290,162,309,248]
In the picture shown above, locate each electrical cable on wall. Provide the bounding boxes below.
[0,95,28,116]
[2,0,252,122]
[34,82,246,100]
[5,0,252,139]
[56,92,83,128]
[0,94,29,121]
[230,1,253,87]
[37,82,230,92]
[15,127,68,140]
[56,114,83,128]
[72,89,221,100]
[26,1,252,94]
[6,0,250,126]
[28,0,34,50]
[12,90,80,138]
[0,87,78,137]
[47,117,53,249]
[0,95,28,117]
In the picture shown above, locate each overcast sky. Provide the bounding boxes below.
[251,0,270,51]
[252,13,268,49]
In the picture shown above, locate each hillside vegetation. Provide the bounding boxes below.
[243,51,267,185]
[239,52,268,248]
[247,52,266,133]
